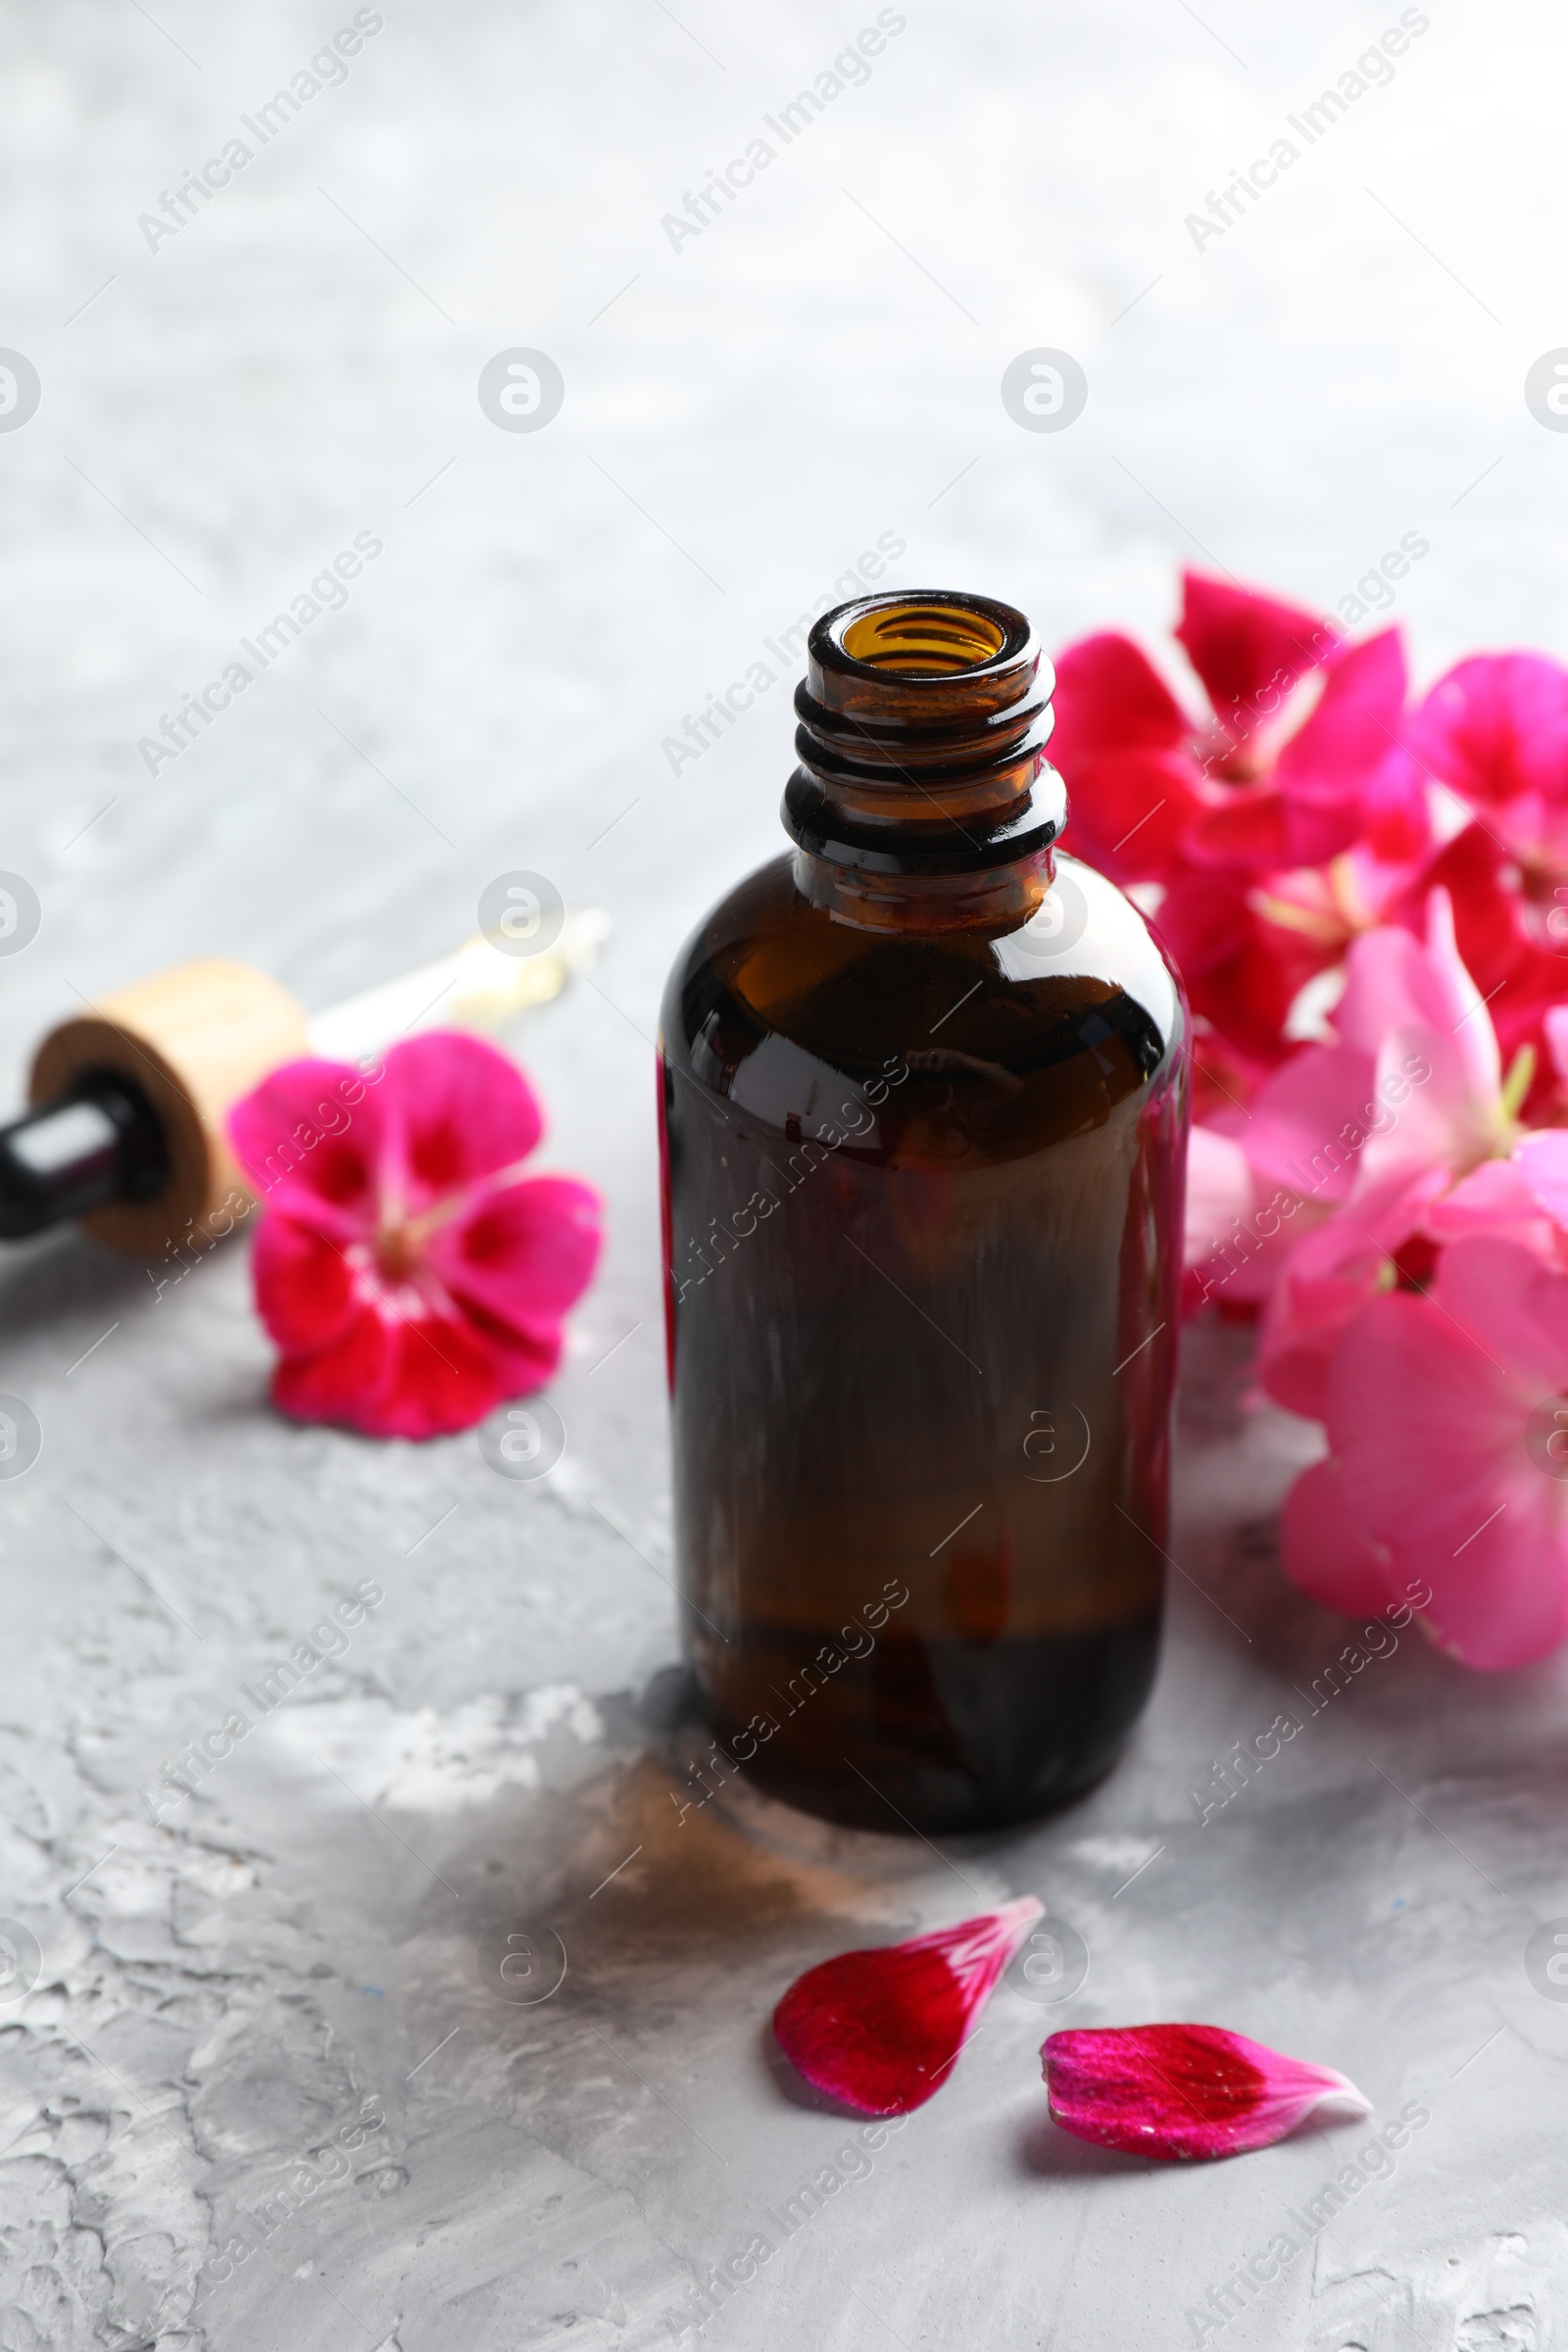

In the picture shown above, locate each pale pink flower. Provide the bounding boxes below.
[1428,1127,1568,1256]
[1187,892,1535,1411]
[1283,1236,1568,1667]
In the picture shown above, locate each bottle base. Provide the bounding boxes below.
[695,1613,1163,1838]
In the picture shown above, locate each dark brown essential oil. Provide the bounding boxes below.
[658,593,1189,1833]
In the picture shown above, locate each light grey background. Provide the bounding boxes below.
[0,2,1564,2346]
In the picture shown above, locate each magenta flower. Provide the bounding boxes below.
[1050,569,1336,877]
[1050,571,1417,888]
[227,1032,602,1441]
[1050,569,1427,1092]
[1409,652,1568,878]
[1042,2025,1369,2162]
[1284,1234,1568,1667]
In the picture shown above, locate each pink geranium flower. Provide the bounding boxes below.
[1427,1148,1567,1247]
[1187,893,1532,1414]
[1283,1235,1568,1667]
[1401,653,1568,1113]
[1042,2025,1369,2162]
[772,1899,1042,2115]
[1051,571,1426,1089]
[1409,652,1568,878]
[1052,570,1397,889]
[228,1032,602,1440]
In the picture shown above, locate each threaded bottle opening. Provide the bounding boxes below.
[786,589,1064,877]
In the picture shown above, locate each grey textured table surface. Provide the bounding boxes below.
[1,2,1565,2345]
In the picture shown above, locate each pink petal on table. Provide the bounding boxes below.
[1043,2024,1370,2161]
[773,1898,1042,2117]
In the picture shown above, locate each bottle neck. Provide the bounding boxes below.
[791,847,1053,933]
[781,591,1064,935]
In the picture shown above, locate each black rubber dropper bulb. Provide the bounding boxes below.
[0,1075,171,1240]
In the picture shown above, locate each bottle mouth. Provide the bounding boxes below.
[838,598,1009,675]
[808,591,1044,715]
[787,589,1063,876]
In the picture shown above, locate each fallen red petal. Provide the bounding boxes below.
[1042,2024,1371,2161]
[773,1897,1042,2116]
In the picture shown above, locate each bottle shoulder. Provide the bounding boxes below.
[660,853,1188,1160]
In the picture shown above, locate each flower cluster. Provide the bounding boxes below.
[1052,573,1568,1669]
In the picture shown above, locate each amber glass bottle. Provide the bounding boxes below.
[657,593,1188,1833]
